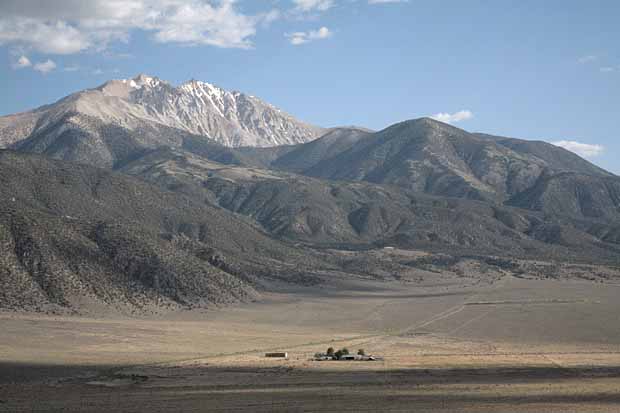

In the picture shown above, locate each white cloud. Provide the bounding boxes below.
[287,26,332,45]
[64,65,80,72]
[12,55,31,69]
[293,0,334,12]
[430,110,473,124]
[0,18,92,54]
[552,140,604,158]
[578,55,597,64]
[149,1,262,49]
[33,59,56,73]
[259,9,281,27]
[0,0,278,54]
[600,67,615,73]
[92,68,104,75]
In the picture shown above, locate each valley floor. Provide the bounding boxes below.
[2,274,620,412]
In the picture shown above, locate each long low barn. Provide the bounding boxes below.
[265,352,288,358]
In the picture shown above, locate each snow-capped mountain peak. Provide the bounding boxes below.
[129,73,162,89]
[0,74,324,151]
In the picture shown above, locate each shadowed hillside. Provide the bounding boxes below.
[120,147,620,264]
[0,150,332,313]
[1,111,620,314]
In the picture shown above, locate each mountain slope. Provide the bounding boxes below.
[475,133,612,177]
[2,144,619,314]
[119,147,620,264]
[270,127,372,172]
[0,150,331,313]
[300,118,529,201]
[231,127,370,170]
[0,74,324,154]
[507,172,620,220]
[286,118,611,205]
[10,111,258,169]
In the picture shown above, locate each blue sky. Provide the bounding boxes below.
[1,0,618,173]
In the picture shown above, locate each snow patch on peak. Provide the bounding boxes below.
[129,74,162,89]
[53,74,325,148]
[180,79,224,95]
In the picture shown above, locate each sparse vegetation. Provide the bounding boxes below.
[316,347,374,361]
[333,348,350,360]
[1,116,620,315]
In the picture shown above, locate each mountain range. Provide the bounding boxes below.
[1,74,619,314]
[0,74,323,168]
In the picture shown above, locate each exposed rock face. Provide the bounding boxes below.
[1,79,619,315]
[0,74,324,162]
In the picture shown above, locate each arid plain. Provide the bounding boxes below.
[2,258,620,412]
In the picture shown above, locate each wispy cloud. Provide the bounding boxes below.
[292,0,334,12]
[33,59,56,74]
[578,55,597,64]
[552,140,604,158]
[430,110,473,124]
[12,55,31,69]
[287,26,332,45]
[578,54,619,75]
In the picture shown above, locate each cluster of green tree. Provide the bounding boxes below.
[324,347,365,359]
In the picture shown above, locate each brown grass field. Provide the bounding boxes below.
[2,272,620,412]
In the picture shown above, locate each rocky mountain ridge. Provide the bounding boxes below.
[1,79,619,314]
[0,74,324,153]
